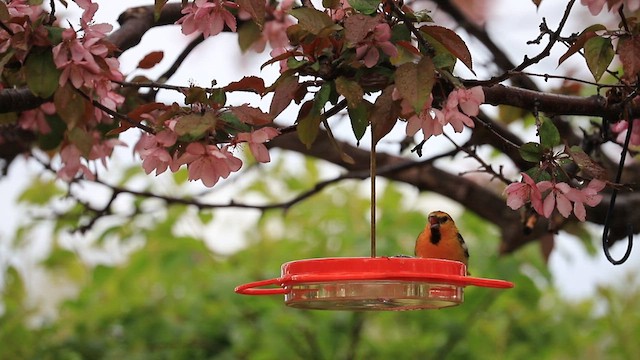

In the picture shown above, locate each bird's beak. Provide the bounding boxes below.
[429,216,439,230]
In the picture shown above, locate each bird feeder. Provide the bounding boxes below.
[235,257,513,310]
[235,125,514,310]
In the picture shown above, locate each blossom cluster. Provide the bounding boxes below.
[504,173,606,222]
[134,112,279,187]
[176,0,239,38]
[580,0,640,15]
[0,0,48,63]
[395,86,484,140]
[355,22,398,68]
[52,0,124,116]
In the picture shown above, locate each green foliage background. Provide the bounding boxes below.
[2,156,639,359]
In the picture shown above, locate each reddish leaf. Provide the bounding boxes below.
[127,102,169,121]
[558,24,605,66]
[532,0,543,8]
[617,34,640,80]
[229,104,273,125]
[106,122,134,136]
[335,76,364,109]
[224,76,266,94]
[370,85,400,144]
[236,0,265,28]
[420,25,473,72]
[344,13,380,44]
[584,35,613,81]
[565,145,609,181]
[269,74,299,117]
[396,41,421,56]
[261,50,301,70]
[394,57,435,113]
[137,51,164,69]
[0,3,10,22]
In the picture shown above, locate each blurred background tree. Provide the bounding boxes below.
[2,156,639,359]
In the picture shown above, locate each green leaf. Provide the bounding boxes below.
[296,100,323,148]
[38,115,66,150]
[539,118,561,148]
[174,113,217,138]
[25,49,60,98]
[68,127,93,157]
[312,82,332,114]
[335,76,363,109]
[394,57,435,113]
[154,0,169,21]
[558,24,605,66]
[584,36,613,81]
[17,177,64,205]
[0,112,17,125]
[348,0,380,15]
[237,19,262,52]
[53,84,86,128]
[519,142,542,163]
[348,99,371,143]
[289,7,334,35]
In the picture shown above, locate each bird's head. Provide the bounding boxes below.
[428,211,453,231]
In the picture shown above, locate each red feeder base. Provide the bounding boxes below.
[235,257,514,311]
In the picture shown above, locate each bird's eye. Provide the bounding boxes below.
[439,216,449,224]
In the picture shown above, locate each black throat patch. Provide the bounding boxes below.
[430,225,441,244]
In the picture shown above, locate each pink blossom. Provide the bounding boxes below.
[180,143,243,187]
[18,102,56,134]
[355,23,398,68]
[611,119,640,147]
[53,27,123,91]
[176,0,239,38]
[504,172,544,215]
[0,1,48,62]
[331,0,352,21]
[564,179,606,221]
[7,0,44,21]
[580,0,640,15]
[89,135,126,167]
[243,0,295,52]
[235,127,280,162]
[537,181,574,218]
[58,144,95,181]
[394,90,445,139]
[135,132,177,175]
[439,86,484,132]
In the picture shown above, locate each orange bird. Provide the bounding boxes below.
[415,211,469,268]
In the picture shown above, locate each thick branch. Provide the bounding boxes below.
[268,130,638,253]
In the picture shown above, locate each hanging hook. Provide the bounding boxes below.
[602,189,633,265]
[602,107,635,265]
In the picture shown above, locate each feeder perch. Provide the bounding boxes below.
[235,257,513,311]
